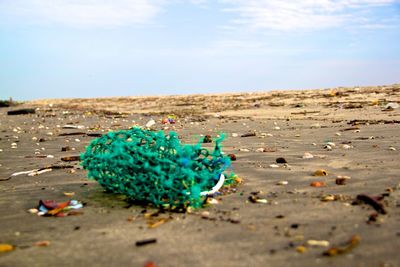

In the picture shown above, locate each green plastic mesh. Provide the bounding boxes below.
[81,127,233,209]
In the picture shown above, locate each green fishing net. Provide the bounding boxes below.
[81,127,233,209]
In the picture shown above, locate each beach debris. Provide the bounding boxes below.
[1,168,53,181]
[269,164,280,168]
[389,147,396,151]
[241,132,256,137]
[276,181,288,185]
[0,244,14,253]
[323,235,360,256]
[7,108,36,115]
[307,240,330,247]
[336,176,350,185]
[62,125,85,129]
[203,135,212,143]
[239,148,250,152]
[61,156,81,162]
[355,194,387,214]
[342,144,352,150]
[231,133,239,137]
[302,152,314,159]
[136,238,157,247]
[383,102,399,110]
[33,241,51,247]
[313,169,328,176]
[145,119,156,128]
[310,181,326,187]
[162,115,176,124]
[276,157,287,164]
[32,199,84,217]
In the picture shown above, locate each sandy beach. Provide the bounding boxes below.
[1,84,400,267]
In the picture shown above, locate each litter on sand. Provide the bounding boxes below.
[29,199,84,217]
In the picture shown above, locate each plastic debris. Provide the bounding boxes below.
[228,154,237,161]
[389,147,396,151]
[145,119,156,128]
[269,164,280,168]
[144,261,156,267]
[231,133,239,137]
[162,115,177,124]
[81,128,233,209]
[323,235,360,256]
[62,125,85,129]
[63,192,75,197]
[32,199,84,217]
[313,169,328,176]
[384,102,399,110]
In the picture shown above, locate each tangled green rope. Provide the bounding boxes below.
[81,127,233,209]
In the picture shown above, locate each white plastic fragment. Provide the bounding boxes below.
[389,147,396,151]
[62,125,85,129]
[302,152,314,159]
[28,169,52,176]
[269,164,280,168]
[145,119,156,128]
[385,102,399,110]
[200,174,225,196]
[342,144,352,149]
[231,133,239,137]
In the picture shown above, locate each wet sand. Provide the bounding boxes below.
[1,84,400,267]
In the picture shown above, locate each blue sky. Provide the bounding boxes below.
[0,0,399,100]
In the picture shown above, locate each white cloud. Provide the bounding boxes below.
[0,0,165,28]
[220,0,397,31]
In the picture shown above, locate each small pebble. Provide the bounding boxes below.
[313,169,328,176]
[342,144,352,149]
[276,157,288,164]
[302,152,314,159]
[307,240,330,247]
[296,246,307,253]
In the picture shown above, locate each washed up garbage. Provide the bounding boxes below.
[384,102,399,110]
[29,199,84,217]
[62,125,85,129]
[161,114,177,124]
[145,119,156,128]
[81,128,235,210]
